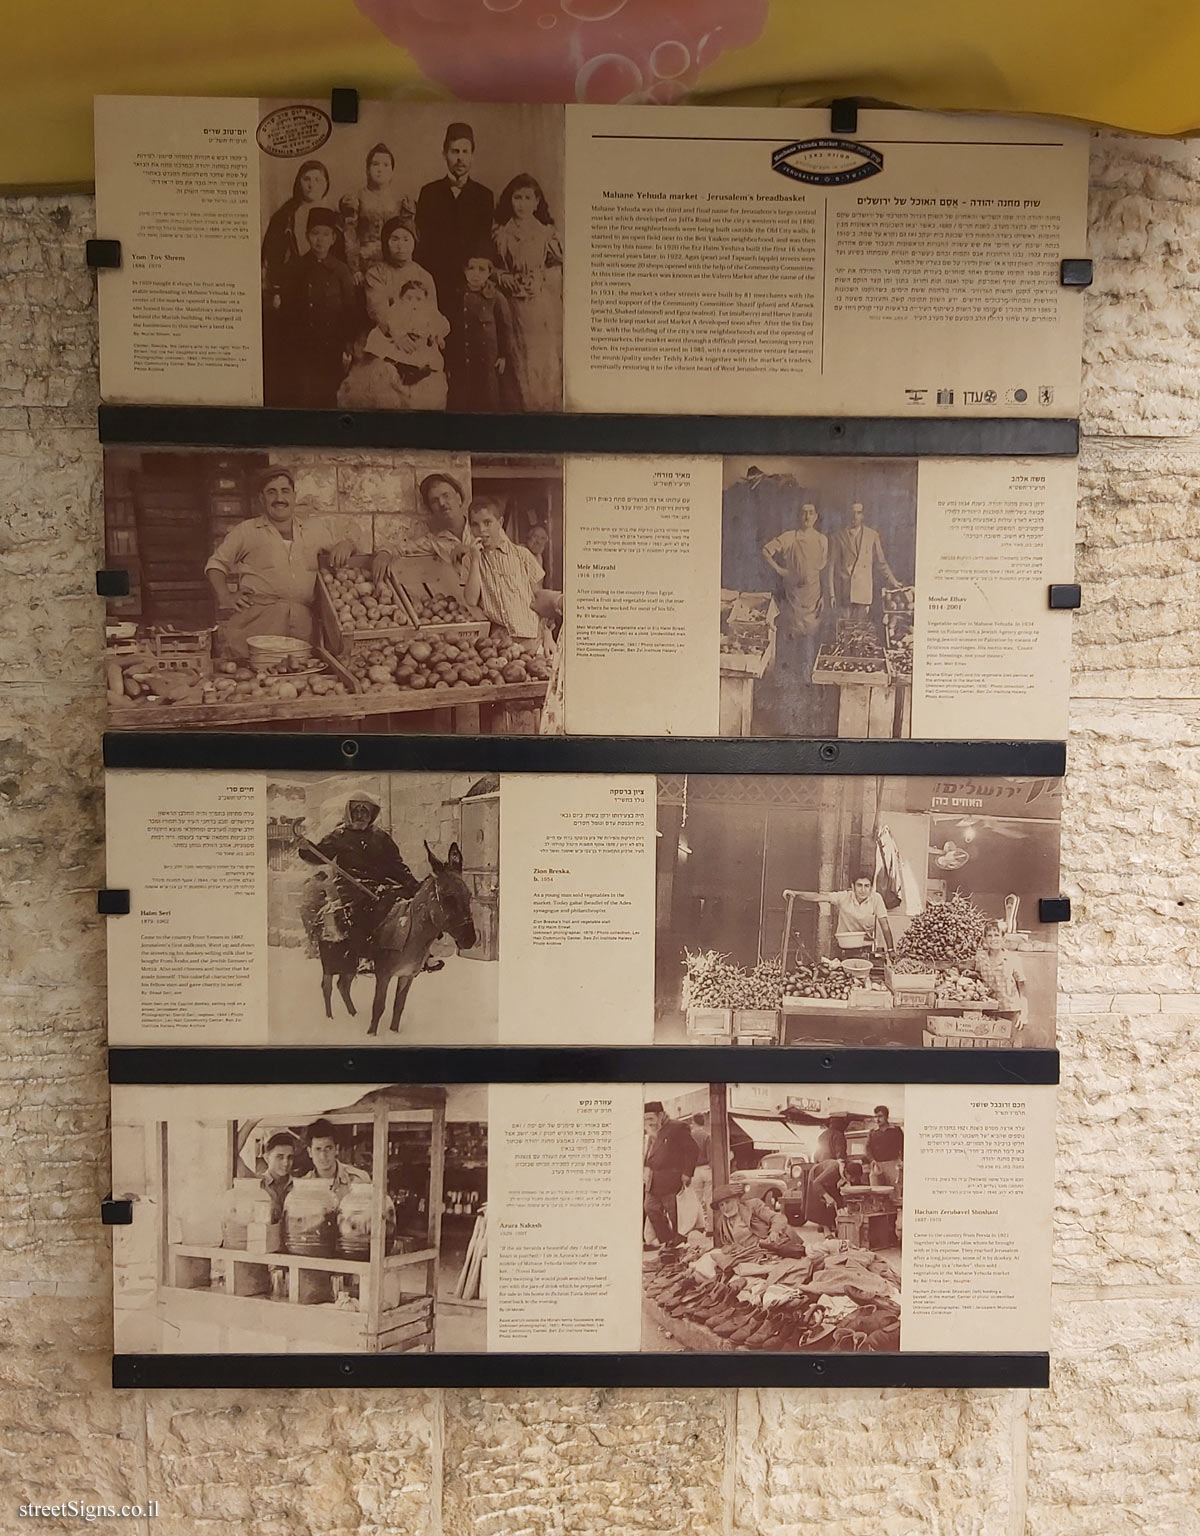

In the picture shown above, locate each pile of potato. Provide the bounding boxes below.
[348,632,551,695]
[325,568,409,633]
[408,590,480,625]
[212,658,348,704]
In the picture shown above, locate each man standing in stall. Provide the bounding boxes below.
[205,466,362,661]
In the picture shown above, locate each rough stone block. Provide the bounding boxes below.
[144,1390,438,1536]
[1075,436,1200,697]
[0,1294,148,1520]
[1060,701,1200,994]
[1026,1296,1200,1536]
[734,1386,1016,1535]
[0,196,98,421]
[443,1388,730,1536]
[1082,135,1200,437]
[1055,1009,1200,1287]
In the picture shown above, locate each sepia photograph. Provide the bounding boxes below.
[103,446,564,734]
[112,1083,489,1355]
[642,1083,902,1354]
[258,102,564,413]
[266,772,499,1044]
[654,774,1059,1048]
[720,457,917,739]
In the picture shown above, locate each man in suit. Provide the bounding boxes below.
[643,1100,699,1249]
[829,502,899,619]
[415,122,495,323]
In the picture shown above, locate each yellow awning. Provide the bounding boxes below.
[4,0,1199,190]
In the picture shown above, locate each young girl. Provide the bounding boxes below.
[343,143,414,275]
[973,921,1028,1026]
[492,173,563,412]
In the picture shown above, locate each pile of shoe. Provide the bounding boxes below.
[644,1242,903,1353]
[644,1257,829,1351]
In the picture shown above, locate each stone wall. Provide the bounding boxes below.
[1,133,1198,1533]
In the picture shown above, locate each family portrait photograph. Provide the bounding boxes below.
[258,101,565,413]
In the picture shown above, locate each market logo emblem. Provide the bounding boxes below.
[770,138,884,186]
[257,104,332,159]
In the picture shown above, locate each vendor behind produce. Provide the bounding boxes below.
[790,874,895,959]
[973,921,1028,1027]
[205,468,362,661]
[865,1106,903,1192]
[711,1183,807,1260]
[303,1119,370,1201]
[408,472,477,571]
[258,1131,298,1223]
[761,501,828,639]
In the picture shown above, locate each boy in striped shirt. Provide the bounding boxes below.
[464,494,543,642]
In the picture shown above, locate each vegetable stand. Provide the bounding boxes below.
[157,1089,446,1354]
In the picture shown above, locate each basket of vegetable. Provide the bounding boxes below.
[781,959,853,1010]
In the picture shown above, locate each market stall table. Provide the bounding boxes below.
[780,1001,1020,1048]
[109,679,548,734]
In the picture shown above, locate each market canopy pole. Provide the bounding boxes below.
[709,1082,730,1192]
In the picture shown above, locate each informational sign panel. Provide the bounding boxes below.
[93,98,1089,418]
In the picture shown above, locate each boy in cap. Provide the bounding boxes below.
[446,249,514,412]
[279,206,357,408]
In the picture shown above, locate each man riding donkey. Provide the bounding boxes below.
[295,792,476,1032]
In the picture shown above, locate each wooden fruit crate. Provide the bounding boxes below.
[686,1007,733,1039]
[720,643,771,677]
[315,556,414,659]
[884,965,938,1007]
[924,1012,1014,1045]
[389,554,491,643]
[848,987,894,1010]
[812,648,891,686]
[782,995,850,1012]
[732,1008,780,1041]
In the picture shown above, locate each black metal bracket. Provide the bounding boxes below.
[97,889,131,916]
[330,88,359,124]
[107,1046,1060,1087]
[96,405,1081,460]
[1039,897,1071,923]
[1048,583,1081,610]
[1060,259,1093,288]
[830,99,859,134]
[102,733,1067,778]
[86,239,122,270]
[113,1351,1049,1390]
[96,569,131,599]
[101,1197,134,1226]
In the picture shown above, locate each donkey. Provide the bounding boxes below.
[365,841,477,1035]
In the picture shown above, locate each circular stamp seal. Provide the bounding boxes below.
[256,104,332,159]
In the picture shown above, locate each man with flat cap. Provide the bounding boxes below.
[643,1100,698,1250]
[711,1182,802,1257]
